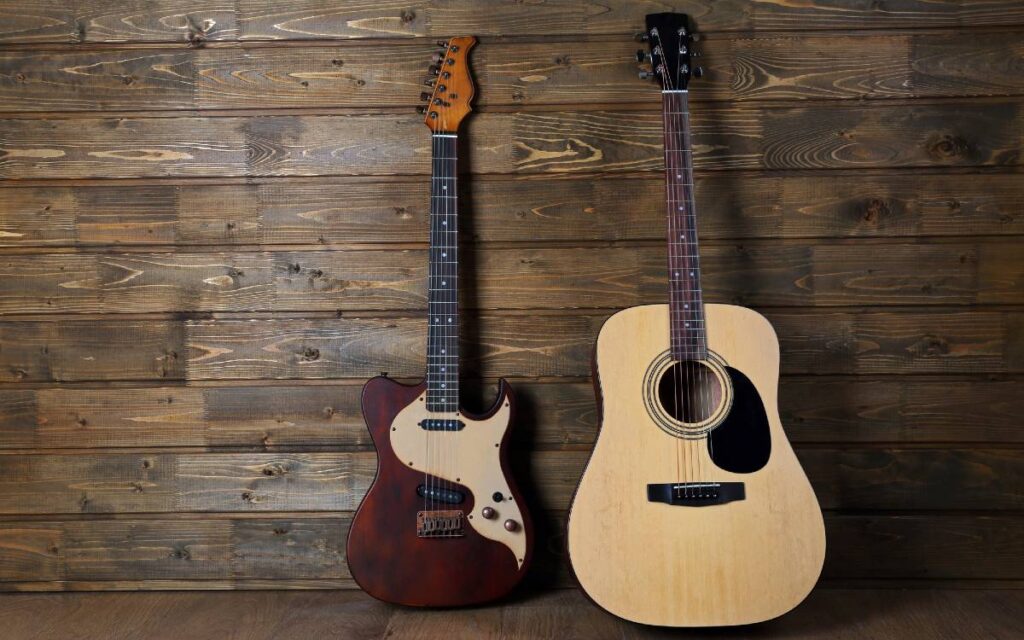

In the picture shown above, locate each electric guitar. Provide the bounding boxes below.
[566,14,825,626]
[346,37,532,607]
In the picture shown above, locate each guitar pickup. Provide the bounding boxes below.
[418,418,465,431]
[417,510,465,537]
[647,482,745,506]
[417,484,465,504]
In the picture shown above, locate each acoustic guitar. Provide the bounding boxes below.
[346,36,532,607]
[566,14,825,626]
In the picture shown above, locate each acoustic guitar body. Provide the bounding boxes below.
[347,377,532,607]
[567,304,825,626]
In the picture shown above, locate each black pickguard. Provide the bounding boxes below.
[706,367,771,473]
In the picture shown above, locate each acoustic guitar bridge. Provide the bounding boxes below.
[647,482,745,506]
[417,510,465,537]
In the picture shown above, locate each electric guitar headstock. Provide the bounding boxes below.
[419,36,477,133]
[636,13,703,91]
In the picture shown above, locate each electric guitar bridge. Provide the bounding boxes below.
[417,510,465,537]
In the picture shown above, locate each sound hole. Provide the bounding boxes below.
[657,360,724,424]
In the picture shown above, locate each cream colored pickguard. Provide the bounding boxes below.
[390,390,526,567]
[567,303,826,627]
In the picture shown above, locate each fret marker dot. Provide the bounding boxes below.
[442,252,447,257]
[442,185,447,190]
[441,349,446,354]
[441,367,446,372]
[690,272,694,276]
[442,281,446,285]
[447,318,453,323]
[442,221,447,226]
[684,304,689,309]
[441,384,446,388]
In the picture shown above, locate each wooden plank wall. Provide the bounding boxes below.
[0,1,1022,591]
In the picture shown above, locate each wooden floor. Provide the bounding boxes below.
[0,588,1019,640]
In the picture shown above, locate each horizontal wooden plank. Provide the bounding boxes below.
[3,33,1023,112]
[2,241,1019,314]
[0,447,1019,515]
[4,1,1024,43]
[2,172,1022,248]
[2,101,1021,179]
[2,376,1021,450]
[1,310,1021,383]
[0,514,1020,587]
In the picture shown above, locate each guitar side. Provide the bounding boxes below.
[567,303,825,626]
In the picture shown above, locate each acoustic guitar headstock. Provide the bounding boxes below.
[419,36,477,133]
[636,13,703,91]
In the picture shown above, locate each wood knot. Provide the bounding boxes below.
[169,547,191,560]
[262,462,287,477]
[226,221,236,230]
[273,527,289,535]
[948,199,962,213]
[400,9,416,23]
[301,347,320,361]
[512,90,525,102]
[228,267,244,278]
[322,406,335,419]
[241,491,256,502]
[927,133,969,160]
[76,417,88,427]
[355,79,366,87]
[300,80,309,88]
[289,263,302,274]
[309,269,324,279]
[553,55,571,66]
[15,73,25,82]
[862,198,890,222]
[142,459,153,469]
[122,76,135,86]
[131,481,146,493]
[48,545,59,555]
[393,207,412,219]
[914,334,950,356]
[331,59,343,67]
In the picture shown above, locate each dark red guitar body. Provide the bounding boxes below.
[346,376,532,607]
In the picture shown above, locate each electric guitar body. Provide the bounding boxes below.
[566,14,824,627]
[346,37,532,607]
[348,377,531,606]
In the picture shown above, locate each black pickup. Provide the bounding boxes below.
[418,418,465,431]
[647,482,745,506]
[417,484,465,505]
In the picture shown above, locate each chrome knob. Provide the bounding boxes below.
[481,507,496,519]
[504,519,519,532]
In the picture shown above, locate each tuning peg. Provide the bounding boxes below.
[639,70,655,80]
[420,92,432,101]
[431,51,444,64]
[428,65,440,76]
[423,78,436,87]
[694,66,704,78]
[436,40,447,47]
[635,49,652,63]
[416,106,427,114]
[635,32,649,42]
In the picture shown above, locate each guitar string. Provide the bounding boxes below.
[657,36,685,492]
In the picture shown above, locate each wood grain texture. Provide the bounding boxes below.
[2,172,1022,248]
[4,1,1024,43]
[0,241,1019,314]
[0,447,1018,515]
[1,310,1021,383]
[2,33,1023,112]
[0,514,1021,587]
[2,100,1021,179]
[0,588,1020,638]
[2,376,1021,451]
[1,0,1021,596]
